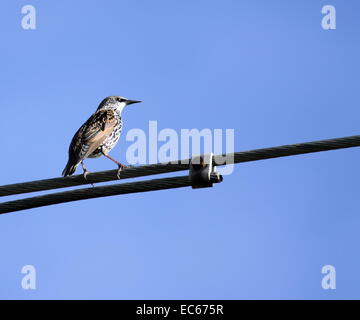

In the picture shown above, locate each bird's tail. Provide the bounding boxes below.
[62,160,79,177]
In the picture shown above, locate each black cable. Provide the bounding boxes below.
[0,134,359,198]
[0,163,189,197]
[228,134,360,163]
[0,176,192,214]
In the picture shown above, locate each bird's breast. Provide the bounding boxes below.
[89,117,123,157]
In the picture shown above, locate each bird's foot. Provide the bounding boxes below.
[83,169,89,180]
[117,164,128,179]
[81,161,94,187]
[83,169,95,187]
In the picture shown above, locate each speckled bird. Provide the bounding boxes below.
[62,96,141,178]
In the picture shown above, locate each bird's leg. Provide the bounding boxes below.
[81,161,89,179]
[101,151,127,179]
[81,161,94,187]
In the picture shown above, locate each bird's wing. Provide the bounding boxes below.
[69,109,117,161]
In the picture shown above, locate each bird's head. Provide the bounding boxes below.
[97,96,142,113]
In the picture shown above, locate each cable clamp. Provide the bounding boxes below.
[189,153,223,189]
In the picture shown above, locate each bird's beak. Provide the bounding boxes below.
[126,100,142,105]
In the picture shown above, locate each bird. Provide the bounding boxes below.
[62,96,142,179]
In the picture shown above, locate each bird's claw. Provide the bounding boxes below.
[83,169,89,181]
[117,167,122,179]
[83,169,95,187]
[117,164,127,179]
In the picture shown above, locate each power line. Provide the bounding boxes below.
[230,134,360,163]
[0,162,188,197]
[1,134,359,198]
[0,134,359,214]
[0,176,193,215]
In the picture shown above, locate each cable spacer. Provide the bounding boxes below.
[189,153,223,189]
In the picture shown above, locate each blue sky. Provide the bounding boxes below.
[0,0,359,299]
